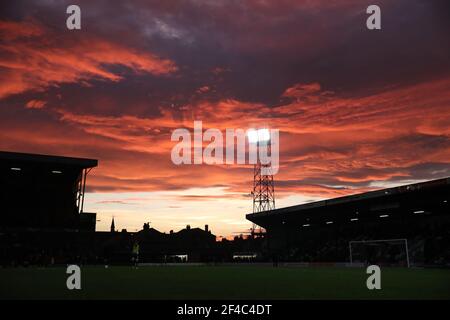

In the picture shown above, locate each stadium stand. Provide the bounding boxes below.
[247,177,450,267]
[0,151,98,231]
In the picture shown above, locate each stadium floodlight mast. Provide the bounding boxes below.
[248,128,275,237]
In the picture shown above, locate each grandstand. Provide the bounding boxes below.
[247,178,450,267]
[0,151,98,231]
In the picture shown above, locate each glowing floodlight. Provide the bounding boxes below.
[247,128,270,143]
[258,128,270,142]
[247,129,259,143]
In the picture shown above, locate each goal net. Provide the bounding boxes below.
[349,239,410,267]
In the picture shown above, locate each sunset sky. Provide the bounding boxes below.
[1,0,449,237]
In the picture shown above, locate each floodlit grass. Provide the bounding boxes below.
[0,266,449,299]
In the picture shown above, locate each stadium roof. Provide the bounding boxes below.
[246,177,450,227]
[0,151,98,169]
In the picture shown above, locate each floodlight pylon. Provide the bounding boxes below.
[251,138,275,237]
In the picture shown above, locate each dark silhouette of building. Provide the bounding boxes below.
[133,223,216,262]
[0,151,98,231]
[247,177,450,266]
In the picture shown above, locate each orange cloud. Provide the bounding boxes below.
[10,77,445,200]
[0,17,449,201]
[0,20,177,98]
[25,99,46,109]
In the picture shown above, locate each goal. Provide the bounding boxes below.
[349,239,410,267]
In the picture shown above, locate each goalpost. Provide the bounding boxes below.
[349,239,410,268]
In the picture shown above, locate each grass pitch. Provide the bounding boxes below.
[1,266,449,300]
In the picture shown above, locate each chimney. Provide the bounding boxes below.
[205,224,209,232]
[186,225,191,230]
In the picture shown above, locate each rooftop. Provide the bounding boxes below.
[0,151,98,169]
[247,177,450,221]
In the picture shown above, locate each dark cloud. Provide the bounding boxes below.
[3,0,450,105]
[0,0,449,199]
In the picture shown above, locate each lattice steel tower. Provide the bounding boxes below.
[250,131,275,235]
[252,162,275,213]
